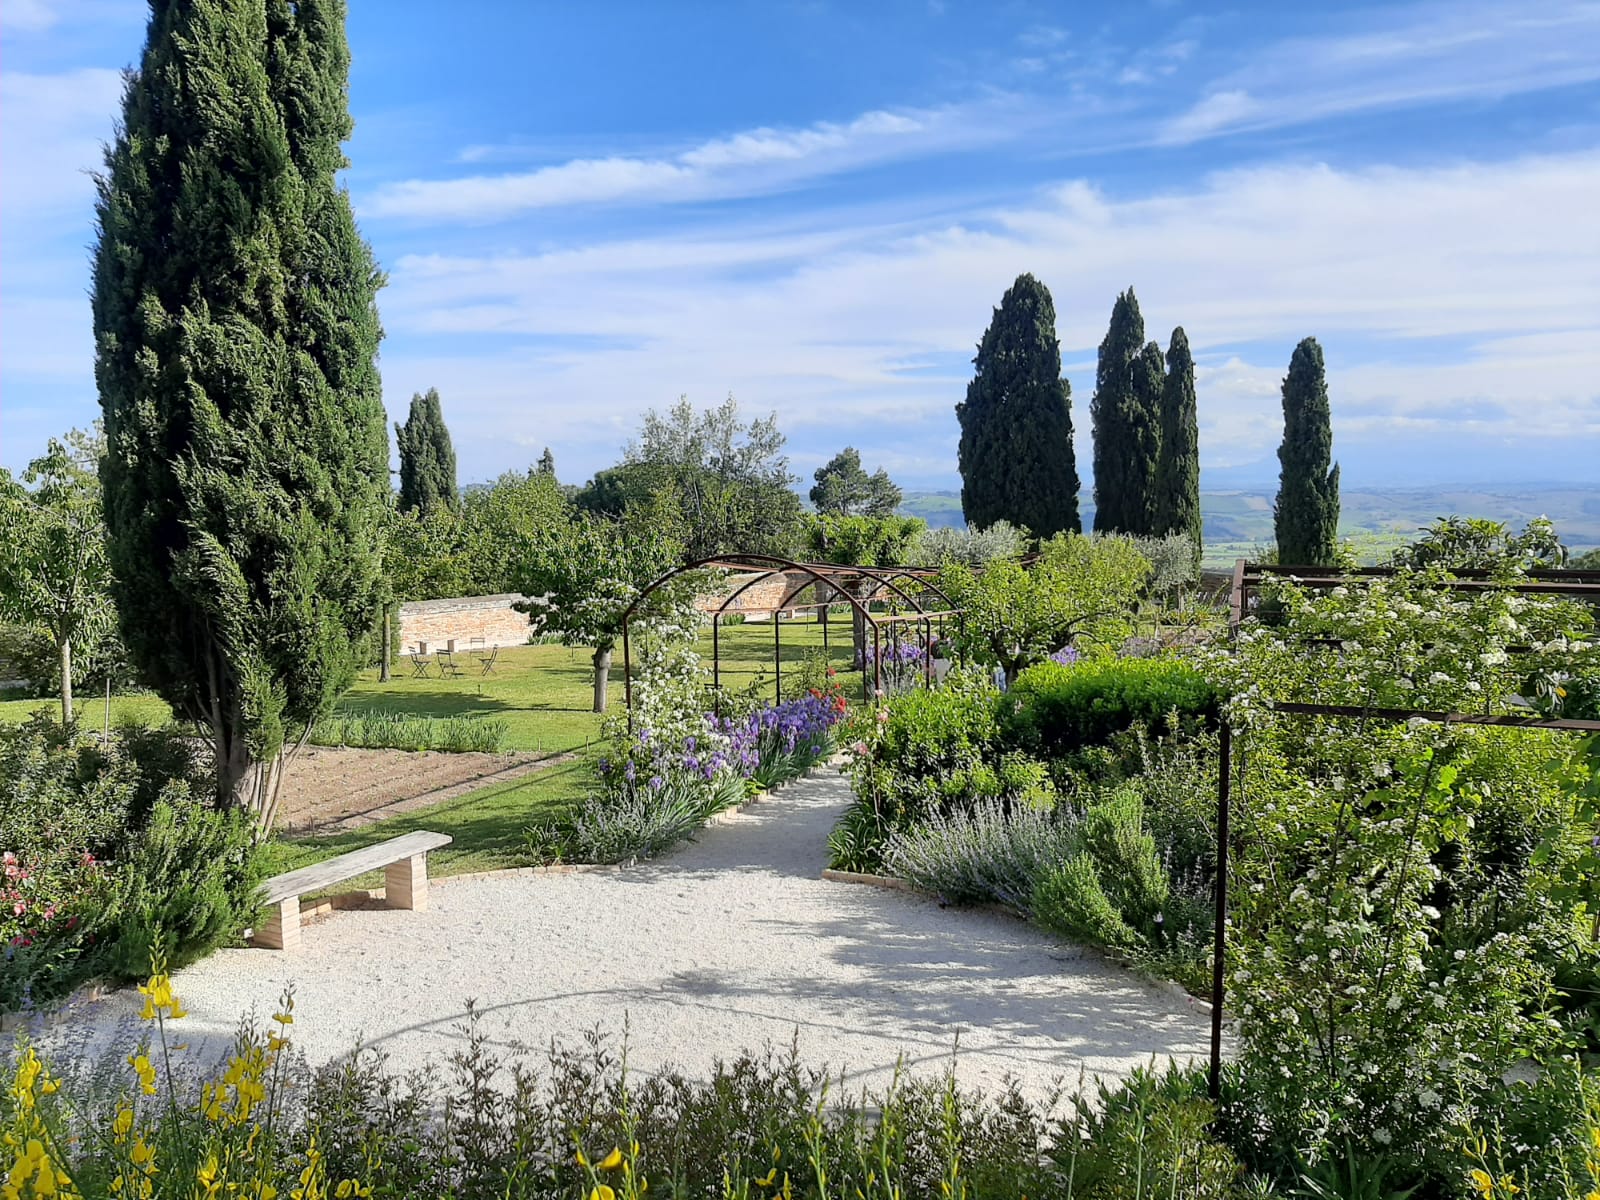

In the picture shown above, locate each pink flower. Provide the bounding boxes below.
[41,905,56,922]
[12,901,25,916]
[852,740,869,756]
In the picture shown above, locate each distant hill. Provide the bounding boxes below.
[899,485,1600,565]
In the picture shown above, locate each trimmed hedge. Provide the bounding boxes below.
[1003,656,1220,759]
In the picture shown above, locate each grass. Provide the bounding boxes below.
[261,757,592,892]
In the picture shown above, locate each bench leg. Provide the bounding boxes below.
[385,853,430,912]
[256,896,301,952]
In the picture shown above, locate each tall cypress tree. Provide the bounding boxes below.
[396,387,458,514]
[956,273,1080,537]
[93,0,388,819]
[1274,337,1341,565]
[1154,326,1202,562]
[1091,290,1162,535]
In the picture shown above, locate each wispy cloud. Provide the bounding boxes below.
[0,67,123,219]
[373,148,1600,484]
[1160,0,1600,144]
[363,102,1020,222]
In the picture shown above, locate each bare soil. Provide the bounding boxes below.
[276,746,562,834]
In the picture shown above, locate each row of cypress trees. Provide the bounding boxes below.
[956,277,1204,559]
[955,273,1340,566]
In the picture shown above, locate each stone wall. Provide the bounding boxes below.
[398,594,537,655]
[696,571,833,616]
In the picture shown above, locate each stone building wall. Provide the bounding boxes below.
[398,594,537,654]
[695,571,831,616]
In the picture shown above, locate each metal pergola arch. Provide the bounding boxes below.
[618,554,961,722]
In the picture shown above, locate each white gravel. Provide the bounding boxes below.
[55,770,1210,1100]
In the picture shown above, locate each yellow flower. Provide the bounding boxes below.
[588,1187,616,1200]
[756,1168,778,1187]
[1469,1173,1494,1200]
[127,1052,157,1096]
[598,1148,623,1171]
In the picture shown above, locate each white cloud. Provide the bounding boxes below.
[1160,0,1600,144]
[0,67,122,221]
[363,103,1014,221]
[374,149,1600,485]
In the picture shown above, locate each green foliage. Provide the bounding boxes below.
[510,502,688,712]
[617,394,804,560]
[11,1013,1282,1200]
[911,519,1027,567]
[937,532,1151,682]
[1273,338,1341,566]
[802,514,925,568]
[1213,572,1599,1175]
[1387,514,1567,573]
[1092,290,1162,536]
[312,710,509,753]
[1077,785,1169,933]
[395,387,459,515]
[1154,327,1203,565]
[1033,853,1140,950]
[1572,546,1600,570]
[1005,657,1220,760]
[0,715,261,1009]
[810,446,902,517]
[458,468,570,596]
[0,428,117,722]
[92,0,389,810]
[957,273,1081,537]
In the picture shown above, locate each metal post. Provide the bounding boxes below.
[873,623,882,697]
[774,608,782,703]
[923,617,933,689]
[712,616,721,696]
[622,619,633,733]
[1209,718,1232,1100]
[822,594,829,652]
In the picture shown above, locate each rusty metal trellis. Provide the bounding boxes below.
[617,554,962,727]
[1208,561,1600,1099]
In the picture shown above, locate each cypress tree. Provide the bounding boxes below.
[1274,337,1341,565]
[956,273,1080,537]
[92,0,388,820]
[1154,326,1202,563]
[396,387,458,514]
[1091,290,1162,534]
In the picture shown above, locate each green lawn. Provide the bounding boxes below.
[2,619,864,879]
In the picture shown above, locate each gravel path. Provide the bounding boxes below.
[60,771,1210,1099]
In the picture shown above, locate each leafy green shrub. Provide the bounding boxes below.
[0,715,261,1009]
[1033,854,1140,951]
[1076,785,1169,934]
[312,710,509,753]
[1005,656,1220,759]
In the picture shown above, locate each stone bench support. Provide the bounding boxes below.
[254,830,452,951]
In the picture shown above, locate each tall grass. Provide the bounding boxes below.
[311,710,509,753]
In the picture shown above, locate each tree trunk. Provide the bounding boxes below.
[378,602,391,683]
[592,646,612,713]
[59,638,73,724]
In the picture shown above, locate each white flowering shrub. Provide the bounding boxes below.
[1209,568,1600,1177]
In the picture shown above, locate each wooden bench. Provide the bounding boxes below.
[254,830,453,952]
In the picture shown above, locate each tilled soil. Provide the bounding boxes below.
[276,746,559,833]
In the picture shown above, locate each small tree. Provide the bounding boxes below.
[1092,290,1162,536]
[623,394,803,561]
[536,447,557,477]
[513,508,683,713]
[1389,516,1567,574]
[93,0,389,818]
[0,430,116,723]
[810,447,902,517]
[912,520,1028,568]
[937,533,1150,684]
[1274,337,1341,566]
[1153,326,1202,564]
[957,274,1080,536]
[395,387,458,515]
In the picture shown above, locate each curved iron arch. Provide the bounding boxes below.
[618,553,956,722]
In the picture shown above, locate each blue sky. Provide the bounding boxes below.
[3,0,1599,493]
